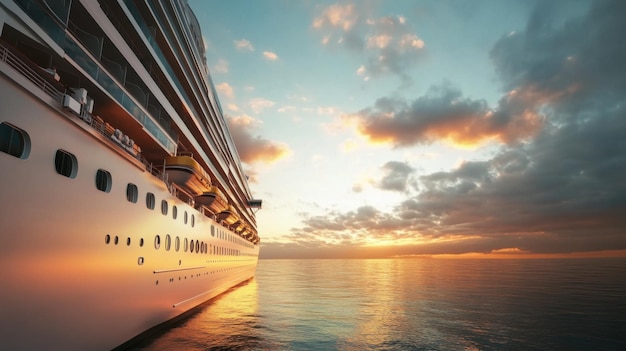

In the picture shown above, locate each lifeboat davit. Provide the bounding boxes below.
[195,186,228,214]
[164,156,211,195]
[217,205,239,226]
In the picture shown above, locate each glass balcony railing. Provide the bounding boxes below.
[124,0,221,152]
[14,0,177,154]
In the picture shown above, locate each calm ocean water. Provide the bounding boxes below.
[131,258,626,351]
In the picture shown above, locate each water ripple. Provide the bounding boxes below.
[133,258,626,351]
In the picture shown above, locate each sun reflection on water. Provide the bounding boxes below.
[135,258,626,351]
[134,277,260,350]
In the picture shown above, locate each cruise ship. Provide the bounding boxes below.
[0,0,261,349]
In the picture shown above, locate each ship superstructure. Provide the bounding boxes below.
[0,0,261,349]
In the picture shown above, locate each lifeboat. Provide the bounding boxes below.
[246,231,255,240]
[240,227,251,238]
[194,186,228,214]
[217,205,239,226]
[164,156,211,195]
[233,221,245,233]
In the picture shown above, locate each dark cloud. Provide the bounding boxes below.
[350,81,543,147]
[378,161,416,192]
[490,0,626,115]
[276,0,626,258]
[226,116,290,166]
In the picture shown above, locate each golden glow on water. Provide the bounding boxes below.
[350,260,408,347]
[422,249,626,259]
[136,259,626,350]
[136,278,259,349]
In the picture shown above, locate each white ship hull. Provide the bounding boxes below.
[0,0,262,347]
[0,72,258,350]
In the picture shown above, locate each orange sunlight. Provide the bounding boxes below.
[420,249,626,259]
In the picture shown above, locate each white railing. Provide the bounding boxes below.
[0,42,64,102]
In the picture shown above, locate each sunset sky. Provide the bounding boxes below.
[188,0,626,259]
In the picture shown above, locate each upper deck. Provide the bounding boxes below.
[0,0,260,238]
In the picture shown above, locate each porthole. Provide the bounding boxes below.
[175,236,180,252]
[114,236,119,245]
[211,225,215,237]
[184,238,189,252]
[161,200,168,215]
[54,149,78,178]
[190,240,195,253]
[127,237,131,246]
[191,215,195,227]
[165,234,171,251]
[195,240,200,253]
[140,238,144,247]
[105,234,111,244]
[154,235,161,249]
[146,192,155,210]
[95,169,112,193]
[126,183,138,203]
[0,122,30,159]
[172,205,177,219]
[184,211,188,224]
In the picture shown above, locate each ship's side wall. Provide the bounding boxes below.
[0,72,259,350]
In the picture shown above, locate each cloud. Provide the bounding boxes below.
[283,0,626,258]
[312,4,358,31]
[317,106,340,116]
[313,4,425,82]
[227,115,291,165]
[248,97,276,114]
[234,38,254,51]
[263,51,279,61]
[215,82,234,99]
[340,138,360,153]
[377,161,416,192]
[213,58,228,73]
[361,16,425,80]
[278,105,296,113]
[347,81,543,148]
[356,65,368,80]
